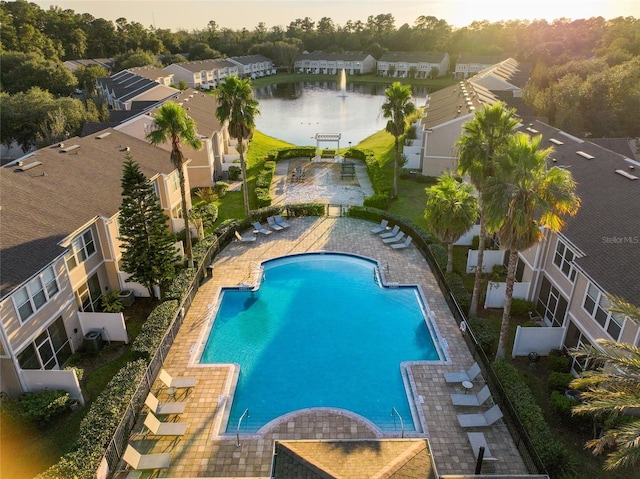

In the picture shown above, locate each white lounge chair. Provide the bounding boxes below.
[267,216,284,231]
[444,362,482,383]
[274,215,291,228]
[382,231,405,244]
[158,368,197,391]
[122,444,171,472]
[235,231,256,243]
[467,432,498,461]
[391,236,413,249]
[379,225,400,239]
[457,404,503,428]
[143,411,188,436]
[451,385,492,407]
[370,219,389,234]
[252,221,272,235]
[144,392,186,416]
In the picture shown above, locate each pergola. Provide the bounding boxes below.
[314,133,342,160]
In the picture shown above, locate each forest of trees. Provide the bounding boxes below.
[1,0,639,150]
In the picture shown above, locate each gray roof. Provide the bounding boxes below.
[148,89,223,138]
[229,54,272,65]
[169,58,237,73]
[97,70,159,101]
[0,130,174,298]
[378,51,448,63]
[523,121,640,306]
[128,65,172,81]
[296,51,373,62]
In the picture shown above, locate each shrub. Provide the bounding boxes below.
[228,165,241,181]
[100,291,124,313]
[471,235,480,249]
[548,372,575,391]
[284,203,325,216]
[195,186,216,202]
[130,300,179,361]
[193,202,218,228]
[468,317,498,355]
[17,390,70,426]
[550,390,580,421]
[491,263,507,281]
[445,271,471,314]
[363,193,390,209]
[548,351,571,373]
[428,244,448,271]
[163,268,196,302]
[213,181,229,198]
[510,299,536,318]
[255,187,272,207]
[493,359,570,476]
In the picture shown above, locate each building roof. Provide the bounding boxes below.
[97,70,158,99]
[0,130,174,298]
[522,120,640,306]
[167,58,237,73]
[229,54,272,65]
[127,65,173,82]
[378,51,448,63]
[296,51,374,62]
[272,440,436,479]
[146,89,223,138]
[63,58,114,72]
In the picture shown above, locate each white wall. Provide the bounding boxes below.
[22,369,84,404]
[454,224,480,246]
[466,249,505,273]
[484,281,530,308]
[512,325,565,357]
[78,312,129,343]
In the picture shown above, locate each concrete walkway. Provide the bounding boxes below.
[120,217,528,478]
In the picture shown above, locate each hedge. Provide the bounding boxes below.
[492,359,571,477]
[130,301,180,361]
[35,360,148,479]
[17,389,70,426]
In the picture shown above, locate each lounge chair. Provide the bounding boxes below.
[457,404,503,428]
[391,236,413,249]
[370,219,389,234]
[451,385,492,407]
[143,411,188,436]
[467,432,498,461]
[122,444,171,472]
[274,214,291,228]
[379,225,400,239]
[158,368,197,391]
[444,362,482,383]
[235,231,256,243]
[382,231,405,244]
[252,221,272,235]
[267,216,284,231]
[144,392,186,416]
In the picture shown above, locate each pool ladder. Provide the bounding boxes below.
[391,407,405,438]
[236,408,250,447]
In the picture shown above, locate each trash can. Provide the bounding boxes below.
[84,330,104,353]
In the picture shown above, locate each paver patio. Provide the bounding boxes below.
[121,215,529,478]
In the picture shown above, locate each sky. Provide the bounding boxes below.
[32,0,639,31]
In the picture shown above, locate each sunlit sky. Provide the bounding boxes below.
[32,0,639,31]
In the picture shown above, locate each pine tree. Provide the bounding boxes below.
[118,154,177,296]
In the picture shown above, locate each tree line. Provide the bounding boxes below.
[1,0,638,153]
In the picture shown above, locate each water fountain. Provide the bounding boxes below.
[338,68,347,97]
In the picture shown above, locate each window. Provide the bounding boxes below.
[536,276,568,327]
[17,317,72,370]
[65,229,96,270]
[553,240,577,281]
[564,321,592,373]
[171,172,180,192]
[583,284,623,340]
[76,274,103,312]
[12,266,59,322]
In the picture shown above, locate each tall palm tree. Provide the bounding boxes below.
[146,101,202,268]
[570,296,640,471]
[483,133,580,359]
[424,173,479,273]
[214,76,260,216]
[381,82,416,198]
[456,102,520,317]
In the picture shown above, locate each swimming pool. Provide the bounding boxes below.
[200,253,443,433]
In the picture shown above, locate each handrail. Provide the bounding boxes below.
[391,407,405,438]
[236,408,250,447]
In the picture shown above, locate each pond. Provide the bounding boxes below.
[253,81,429,147]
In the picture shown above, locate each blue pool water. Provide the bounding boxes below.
[200,253,441,433]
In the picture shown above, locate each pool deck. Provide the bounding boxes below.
[124,217,528,478]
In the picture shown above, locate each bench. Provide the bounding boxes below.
[467,432,498,461]
[341,172,356,179]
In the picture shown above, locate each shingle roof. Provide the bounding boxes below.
[128,65,172,81]
[378,51,447,63]
[147,89,223,138]
[296,51,373,62]
[0,130,174,298]
[229,54,272,65]
[272,440,436,479]
[169,58,237,73]
[522,121,640,306]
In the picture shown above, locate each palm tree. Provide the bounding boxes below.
[146,101,202,268]
[456,102,520,317]
[483,133,580,359]
[214,76,260,216]
[424,173,479,273]
[381,82,416,198]
[569,295,640,471]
